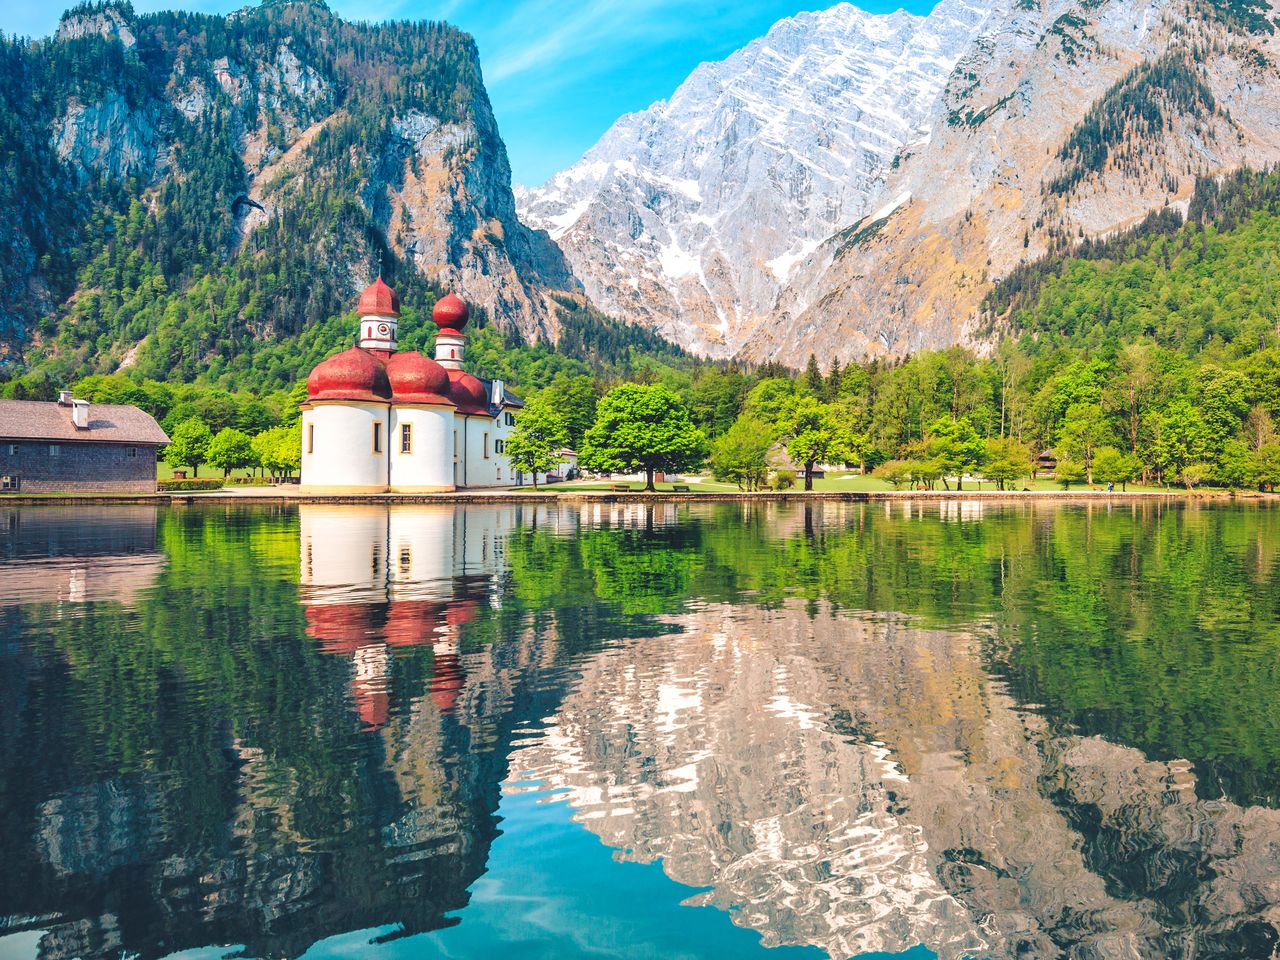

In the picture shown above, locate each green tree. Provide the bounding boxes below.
[982,437,1031,491]
[1151,401,1206,485]
[782,396,842,492]
[580,384,707,491]
[164,418,212,477]
[543,373,598,449]
[875,459,918,490]
[251,424,301,478]
[1179,462,1210,490]
[804,354,824,396]
[1252,443,1280,492]
[709,415,773,491]
[690,369,749,439]
[743,377,800,429]
[506,394,570,490]
[1093,446,1141,491]
[206,428,255,479]
[1214,438,1254,490]
[1057,402,1110,484]
[925,417,985,491]
[1056,458,1086,490]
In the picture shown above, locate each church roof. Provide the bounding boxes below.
[357,277,401,318]
[433,293,469,330]
[306,346,393,403]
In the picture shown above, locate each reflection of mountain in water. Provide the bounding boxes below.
[510,601,1280,959]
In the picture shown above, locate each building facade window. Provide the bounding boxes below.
[48,444,60,457]
[307,424,314,454]
[372,422,382,454]
[483,432,490,458]
[127,447,138,458]
[1,476,18,491]
[6,444,17,455]
[504,412,515,426]
[401,423,412,454]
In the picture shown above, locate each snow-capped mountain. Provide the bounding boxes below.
[517,0,1002,357]
[745,0,1280,366]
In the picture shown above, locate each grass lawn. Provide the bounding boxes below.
[157,462,271,484]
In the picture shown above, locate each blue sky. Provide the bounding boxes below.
[3,0,937,185]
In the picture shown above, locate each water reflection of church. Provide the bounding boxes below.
[300,505,510,728]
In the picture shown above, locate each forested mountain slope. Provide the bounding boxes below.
[0,0,592,390]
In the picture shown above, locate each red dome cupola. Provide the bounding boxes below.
[385,351,454,406]
[358,277,401,318]
[433,293,468,330]
[448,369,490,416]
[306,347,393,403]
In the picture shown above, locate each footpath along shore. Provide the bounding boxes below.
[1,487,1269,506]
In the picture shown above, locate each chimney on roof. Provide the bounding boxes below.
[71,399,89,430]
[58,390,74,406]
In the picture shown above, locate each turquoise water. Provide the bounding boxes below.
[3,500,1280,959]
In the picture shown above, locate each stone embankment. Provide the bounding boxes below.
[2,488,1260,507]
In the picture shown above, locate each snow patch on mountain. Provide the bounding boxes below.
[518,0,1001,356]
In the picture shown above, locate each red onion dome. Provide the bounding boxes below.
[432,293,469,331]
[385,351,454,405]
[357,277,401,318]
[384,600,441,648]
[306,347,392,402]
[304,603,378,654]
[448,369,490,415]
[430,655,464,715]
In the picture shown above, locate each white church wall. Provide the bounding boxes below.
[389,406,454,492]
[299,504,389,599]
[301,402,390,493]
[387,505,455,601]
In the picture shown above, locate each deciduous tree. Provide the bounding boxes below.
[710,415,773,491]
[506,394,570,490]
[580,384,707,491]
[164,418,212,477]
[206,427,255,479]
[782,396,842,491]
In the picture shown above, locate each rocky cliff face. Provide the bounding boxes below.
[522,0,1280,366]
[517,0,998,357]
[3,0,578,371]
[746,0,1280,365]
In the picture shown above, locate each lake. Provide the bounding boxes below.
[2,500,1279,960]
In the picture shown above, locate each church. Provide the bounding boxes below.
[300,279,522,492]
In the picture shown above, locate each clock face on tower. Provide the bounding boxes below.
[378,323,390,335]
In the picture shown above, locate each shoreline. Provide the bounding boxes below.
[1,488,1270,507]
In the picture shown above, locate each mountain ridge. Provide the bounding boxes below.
[517,0,1000,358]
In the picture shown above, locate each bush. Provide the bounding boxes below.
[773,469,796,491]
[159,478,224,491]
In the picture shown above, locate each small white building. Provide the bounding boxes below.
[300,280,523,492]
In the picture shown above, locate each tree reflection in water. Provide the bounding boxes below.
[1,500,1279,960]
